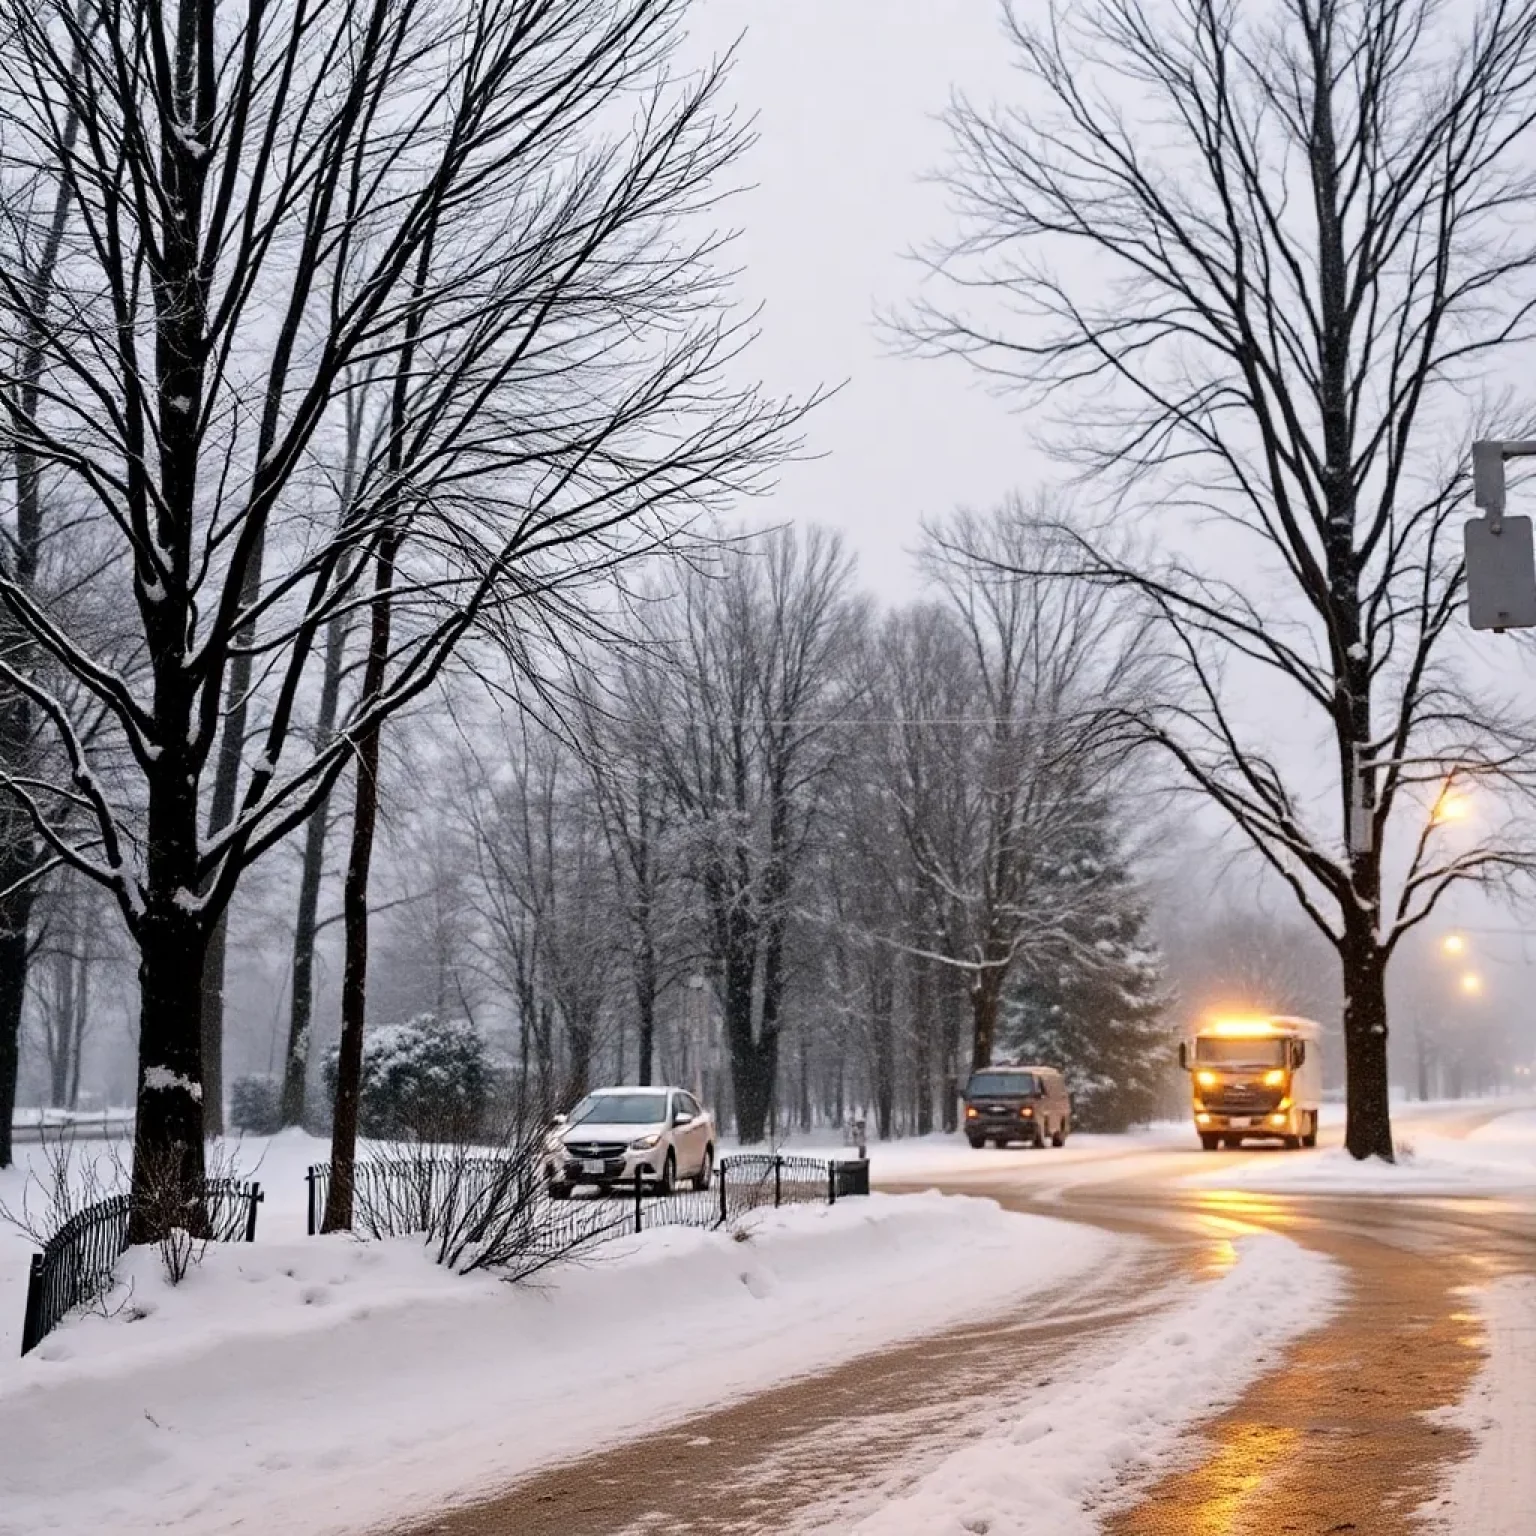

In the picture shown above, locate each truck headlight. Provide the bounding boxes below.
[1263,1069,1286,1087]
[1196,1070,1218,1088]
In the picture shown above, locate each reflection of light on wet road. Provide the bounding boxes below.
[1181,1190,1305,1277]
[1114,1422,1299,1536]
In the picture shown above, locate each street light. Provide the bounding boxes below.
[1459,971,1484,997]
[1432,787,1472,824]
[1441,933,1467,957]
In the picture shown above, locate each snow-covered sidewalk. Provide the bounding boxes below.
[0,1191,1122,1536]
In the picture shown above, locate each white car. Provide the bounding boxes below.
[544,1086,716,1199]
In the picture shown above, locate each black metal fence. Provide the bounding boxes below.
[305,1151,871,1252]
[306,1157,532,1239]
[20,1179,264,1357]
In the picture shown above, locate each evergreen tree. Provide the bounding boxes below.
[1003,813,1173,1131]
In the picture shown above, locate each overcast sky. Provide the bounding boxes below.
[690,0,1048,598]
[679,2,1536,1048]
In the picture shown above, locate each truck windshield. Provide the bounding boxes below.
[1194,1037,1287,1067]
[967,1072,1039,1097]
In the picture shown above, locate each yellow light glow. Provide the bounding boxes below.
[965,1106,977,1118]
[1269,1113,1288,1125]
[1262,1069,1286,1087]
[1441,933,1467,957]
[1433,789,1471,824]
[1196,1070,1219,1088]
[1206,1017,1280,1037]
[1196,1113,1211,1125]
[1460,972,1484,997]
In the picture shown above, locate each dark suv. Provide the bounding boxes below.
[963,1066,1071,1148]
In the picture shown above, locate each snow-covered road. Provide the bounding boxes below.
[0,1098,1531,1535]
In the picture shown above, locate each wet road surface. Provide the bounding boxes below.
[384,1105,1535,1536]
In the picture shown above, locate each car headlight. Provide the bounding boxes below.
[629,1133,661,1150]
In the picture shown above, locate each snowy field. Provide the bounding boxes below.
[0,1190,1123,1536]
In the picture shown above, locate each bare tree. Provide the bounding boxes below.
[905,0,1536,1159]
[653,526,861,1142]
[0,0,810,1237]
[465,718,618,1110]
[894,511,1149,1074]
[570,646,693,1086]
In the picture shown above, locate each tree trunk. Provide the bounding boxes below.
[940,966,961,1132]
[970,965,1004,1071]
[912,953,933,1135]
[128,903,209,1244]
[566,1018,593,1101]
[1341,939,1394,1160]
[282,799,329,1127]
[0,889,28,1168]
[728,1036,778,1143]
[797,1020,812,1132]
[67,950,86,1109]
[870,966,894,1141]
[280,593,349,1129]
[635,943,656,1086]
[321,533,398,1234]
[198,915,228,1137]
[50,941,75,1107]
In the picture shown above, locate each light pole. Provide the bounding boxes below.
[1466,440,1536,631]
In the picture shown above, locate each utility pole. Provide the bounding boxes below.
[1465,441,1536,631]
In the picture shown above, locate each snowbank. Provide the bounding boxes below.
[1181,1107,1536,1195]
[812,1232,1343,1536]
[0,1191,1121,1536]
[1417,1273,1536,1535]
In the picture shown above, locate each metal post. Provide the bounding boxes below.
[20,1253,44,1357]
[244,1184,264,1243]
[828,1162,836,1206]
[774,1155,782,1208]
[718,1159,728,1225]
[306,1168,316,1237]
[634,1172,644,1235]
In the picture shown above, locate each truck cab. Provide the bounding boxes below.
[1178,1016,1322,1151]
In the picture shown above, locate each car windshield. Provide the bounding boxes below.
[967,1072,1038,1097]
[568,1092,667,1126]
[1194,1037,1287,1067]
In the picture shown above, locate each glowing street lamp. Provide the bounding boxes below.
[1432,788,1472,825]
[1441,933,1467,957]
[1459,971,1484,997]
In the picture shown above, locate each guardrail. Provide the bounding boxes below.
[10,1112,135,1145]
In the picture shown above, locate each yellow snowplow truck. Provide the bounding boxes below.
[1178,1016,1322,1151]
